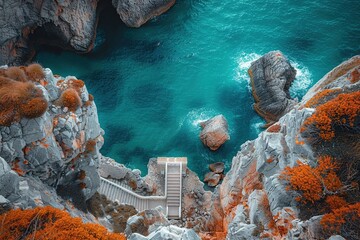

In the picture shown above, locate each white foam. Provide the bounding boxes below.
[290,60,312,99]
[179,108,218,133]
[235,52,262,91]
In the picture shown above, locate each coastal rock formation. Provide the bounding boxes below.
[129,225,201,240]
[209,162,225,174]
[248,51,297,125]
[205,55,360,239]
[204,172,221,187]
[200,115,230,151]
[112,0,176,27]
[0,0,98,65]
[0,1,176,65]
[0,65,103,206]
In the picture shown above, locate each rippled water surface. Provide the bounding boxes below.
[36,0,360,178]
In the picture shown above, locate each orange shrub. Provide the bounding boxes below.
[0,78,48,126]
[325,195,347,210]
[4,66,27,82]
[85,139,97,153]
[348,68,360,83]
[302,92,360,141]
[89,93,94,101]
[280,156,341,203]
[25,63,45,82]
[320,202,360,233]
[58,88,82,111]
[0,206,126,240]
[19,97,48,118]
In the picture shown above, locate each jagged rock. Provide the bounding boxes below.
[125,207,170,236]
[0,0,98,65]
[248,51,297,124]
[0,67,103,202]
[0,157,20,201]
[204,172,221,187]
[226,205,257,240]
[328,236,346,240]
[200,115,230,151]
[206,55,360,238]
[129,225,201,240]
[209,162,224,174]
[112,0,176,28]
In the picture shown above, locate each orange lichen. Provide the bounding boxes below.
[0,206,126,240]
[78,170,86,180]
[320,202,360,233]
[68,78,85,93]
[301,92,360,141]
[25,63,45,82]
[11,159,26,176]
[348,68,360,83]
[266,158,274,163]
[267,124,281,133]
[58,88,82,111]
[280,156,341,203]
[89,94,94,101]
[79,182,87,189]
[304,89,340,108]
[85,139,97,153]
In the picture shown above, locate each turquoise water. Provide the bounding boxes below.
[36,0,360,179]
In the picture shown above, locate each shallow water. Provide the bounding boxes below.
[36,0,360,179]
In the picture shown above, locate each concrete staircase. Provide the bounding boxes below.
[99,159,184,219]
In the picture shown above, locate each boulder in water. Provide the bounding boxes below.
[200,115,230,151]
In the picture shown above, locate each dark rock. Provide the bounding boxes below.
[112,0,176,27]
[204,172,221,187]
[248,51,297,125]
[0,0,99,65]
[200,115,230,151]
[209,162,224,174]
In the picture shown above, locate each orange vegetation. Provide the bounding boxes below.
[267,124,281,133]
[280,156,341,203]
[58,88,82,111]
[320,202,360,233]
[304,89,340,108]
[25,63,45,82]
[4,66,27,82]
[0,76,48,126]
[0,206,126,240]
[89,94,94,101]
[325,195,347,210]
[85,139,97,153]
[78,170,86,180]
[68,78,85,94]
[302,92,360,141]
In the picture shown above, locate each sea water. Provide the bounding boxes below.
[36,0,360,179]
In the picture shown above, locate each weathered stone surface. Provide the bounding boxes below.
[204,172,221,187]
[112,0,176,28]
[0,157,19,200]
[0,67,103,202]
[209,162,224,174]
[125,207,170,236]
[129,225,200,240]
[206,55,360,238]
[200,115,230,151]
[248,51,297,124]
[0,0,99,65]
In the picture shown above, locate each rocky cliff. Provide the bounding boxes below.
[204,54,360,240]
[0,0,175,65]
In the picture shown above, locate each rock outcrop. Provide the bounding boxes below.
[204,163,224,187]
[112,0,176,28]
[0,1,176,65]
[0,0,99,65]
[0,65,103,207]
[200,115,230,151]
[129,225,200,240]
[249,51,297,125]
[205,55,360,239]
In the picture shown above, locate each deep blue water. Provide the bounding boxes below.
[35,0,360,179]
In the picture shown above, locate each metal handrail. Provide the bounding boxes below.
[100,177,167,200]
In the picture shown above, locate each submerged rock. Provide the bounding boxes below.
[209,162,225,174]
[248,51,297,125]
[200,115,230,151]
[112,0,176,28]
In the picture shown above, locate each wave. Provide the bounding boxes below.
[289,60,312,100]
[235,52,262,91]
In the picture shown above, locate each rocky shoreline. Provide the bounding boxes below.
[0,0,176,66]
[0,52,359,239]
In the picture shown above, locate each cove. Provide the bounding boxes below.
[35,0,360,179]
